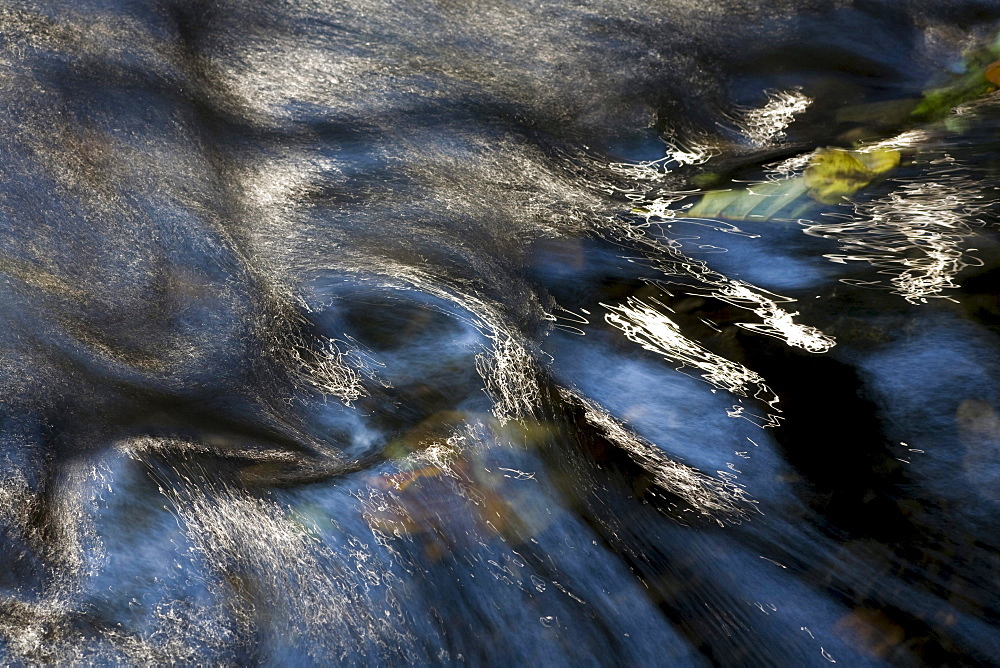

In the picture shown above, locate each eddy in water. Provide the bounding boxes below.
[1,0,1000,664]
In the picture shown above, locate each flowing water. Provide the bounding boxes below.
[2,0,1000,664]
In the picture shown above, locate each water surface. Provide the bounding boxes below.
[1,0,1000,664]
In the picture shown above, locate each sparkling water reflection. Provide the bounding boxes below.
[1,0,1000,664]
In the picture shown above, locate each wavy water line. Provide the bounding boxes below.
[603,296,778,406]
[164,467,415,661]
[803,155,986,303]
[558,389,755,523]
[606,134,719,182]
[732,88,812,148]
[338,264,544,424]
[595,218,836,354]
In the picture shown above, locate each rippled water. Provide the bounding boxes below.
[2,0,1000,664]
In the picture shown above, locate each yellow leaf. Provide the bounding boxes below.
[803,148,899,204]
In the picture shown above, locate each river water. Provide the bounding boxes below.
[2,0,1000,664]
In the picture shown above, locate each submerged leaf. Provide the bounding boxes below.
[685,147,900,221]
[910,36,1000,122]
[803,148,900,204]
[986,60,1000,86]
[686,179,810,222]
